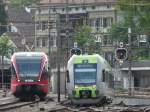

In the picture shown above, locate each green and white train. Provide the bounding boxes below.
[66,54,114,104]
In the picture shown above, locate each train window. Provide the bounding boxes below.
[102,69,105,82]
[11,64,16,77]
[66,70,70,83]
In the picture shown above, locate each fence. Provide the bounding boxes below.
[115,87,150,97]
[0,83,10,90]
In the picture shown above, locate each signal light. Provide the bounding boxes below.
[115,48,127,60]
[70,48,82,55]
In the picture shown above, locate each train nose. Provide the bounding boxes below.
[25,86,31,92]
[80,90,91,98]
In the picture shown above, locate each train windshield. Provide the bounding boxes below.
[74,64,97,85]
[16,56,42,77]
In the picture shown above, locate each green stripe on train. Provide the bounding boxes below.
[73,55,97,64]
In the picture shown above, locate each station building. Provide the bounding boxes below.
[120,60,150,89]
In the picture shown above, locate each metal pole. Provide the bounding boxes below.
[65,0,69,99]
[34,9,37,51]
[1,55,4,90]
[56,14,61,102]
[48,0,51,92]
[66,0,69,50]
[128,27,132,96]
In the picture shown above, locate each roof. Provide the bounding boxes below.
[11,52,48,61]
[40,0,116,4]
[68,54,111,68]
[120,60,150,71]
[39,0,117,6]
[13,52,46,56]
[6,7,35,35]
[121,67,150,71]
[6,7,35,51]
[7,7,34,23]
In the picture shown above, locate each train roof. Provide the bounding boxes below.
[12,52,47,57]
[11,52,48,62]
[68,54,106,63]
[68,54,111,70]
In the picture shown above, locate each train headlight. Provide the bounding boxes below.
[38,79,40,82]
[17,79,20,82]
[92,85,96,88]
[75,85,78,89]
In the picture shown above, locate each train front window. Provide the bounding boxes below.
[16,57,41,77]
[74,64,97,85]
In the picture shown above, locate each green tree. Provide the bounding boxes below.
[73,25,98,54]
[116,0,150,36]
[0,0,7,35]
[110,0,150,60]
[10,0,40,8]
[0,33,15,89]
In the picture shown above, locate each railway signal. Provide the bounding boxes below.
[115,48,127,60]
[70,48,82,55]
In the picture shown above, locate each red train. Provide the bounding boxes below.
[10,52,49,100]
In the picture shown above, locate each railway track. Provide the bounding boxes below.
[1,95,150,112]
[0,96,16,102]
[46,99,150,112]
[0,99,39,111]
[44,105,150,112]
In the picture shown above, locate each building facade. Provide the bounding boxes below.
[34,0,118,64]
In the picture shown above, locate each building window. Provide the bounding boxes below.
[90,17,114,29]
[37,38,42,48]
[36,21,48,31]
[106,4,111,9]
[53,36,57,47]
[110,18,113,27]
[69,7,72,11]
[53,7,56,12]
[103,18,107,28]
[41,21,48,30]
[82,6,86,10]
[100,18,103,27]
[95,18,100,30]
[42,38,47,47]
[50,32,57,48]
[62,8,65,11]
[103,17,113,27]
[75,7,79,11]
[36,22,41,30]
[90,19,95,28]
[92,6,96,9]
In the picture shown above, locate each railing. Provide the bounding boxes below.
[0,83,10,90]
[0,83,10,97]
[115,87,150,97]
